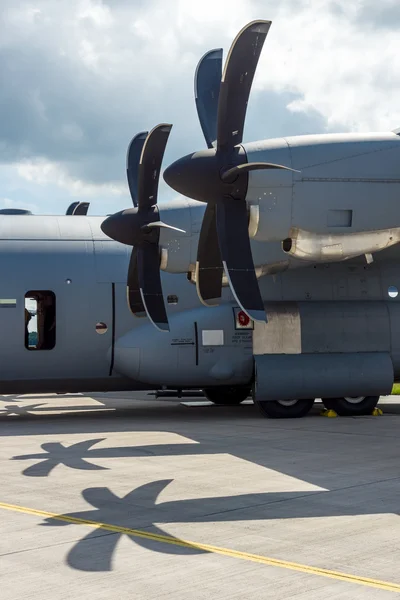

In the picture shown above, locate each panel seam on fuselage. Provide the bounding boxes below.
[109,283,116,376]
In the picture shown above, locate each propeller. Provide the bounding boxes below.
[164,20,298,323]
[66,201,90,215]
[101,124,185,332]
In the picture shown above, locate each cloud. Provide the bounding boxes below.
[0,0,399,213]
[253,1,400,132]
[16,158,125,196]
[0,197,38,213]
[352,0,400,29]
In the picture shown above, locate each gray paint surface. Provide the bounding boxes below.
[0,215,205,393]
[2,188,400,397]
[1,392,400,599]
[245,132,400,242]
[254,352,393,401]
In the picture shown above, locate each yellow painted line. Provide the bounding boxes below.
[1,501,400,593]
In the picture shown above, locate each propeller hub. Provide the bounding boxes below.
[101,207,159,247]
[163,147,248,204]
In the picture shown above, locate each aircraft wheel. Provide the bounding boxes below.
[203,386,251,405]
[322,396,380,416]
[255,398,315,419]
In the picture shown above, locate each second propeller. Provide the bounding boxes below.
[101,124,184,332]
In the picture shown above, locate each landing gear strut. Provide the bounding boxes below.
[255,398,315,419]
[322,396,380,416]
[203,386,251,406]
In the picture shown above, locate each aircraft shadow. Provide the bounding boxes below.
[5,396,400,572]
[0,398,261,429]
[41,478,400,571]
[0,403,48,417]
[12,438,212,477]
[8,395,400,494]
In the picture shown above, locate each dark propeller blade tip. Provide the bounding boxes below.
[217,19,272,152]
[127,131,148,207]
[195,47,223,90]
[248,19,272,33]
[66,202,79,215]
[195,48,223,149]
[137,123,172,212]
[245,308,267,323]
[72,202,90,215]
[159,124,173,133]
[155,321,170,332]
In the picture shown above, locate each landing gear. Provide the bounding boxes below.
[203,386,251,406]
[322,396,380,416]
[255,398,315,419]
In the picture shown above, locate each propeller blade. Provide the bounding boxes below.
[217,20,271,153]
[137,242,169,331]
[66,202,79,215]
[216,197,266,322]
[127,131,148,207]
[194,48,223,149]
[144,221,186,233]
[127,248,146,316]
[195,204,223,306]
[221,162,300,182]
[138,123,172,211]
[72,202,90,215]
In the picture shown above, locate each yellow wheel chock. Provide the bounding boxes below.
[320,409,338,418]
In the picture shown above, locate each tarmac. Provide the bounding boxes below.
[1,392,400,599]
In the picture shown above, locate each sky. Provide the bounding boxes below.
[0,0,399,216]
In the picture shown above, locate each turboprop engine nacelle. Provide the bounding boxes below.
[156,198,307,279]
[156,197,205,273]
[282,227,400,263]
[246,132,400,243]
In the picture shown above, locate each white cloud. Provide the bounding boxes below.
[0,197,38,213]
[0,0,399,214]
[16,159,125,197]
[253,1,400,132]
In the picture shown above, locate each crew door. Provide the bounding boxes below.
[93,239,132,376]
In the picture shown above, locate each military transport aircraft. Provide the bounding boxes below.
[99,19,400,418]
[2,19,400,420]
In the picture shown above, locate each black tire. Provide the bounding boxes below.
[322,396,379,416]
[203,386,251,405]
[255,398,315,419]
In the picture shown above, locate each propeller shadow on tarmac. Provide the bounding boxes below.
[7,394,400,491]
[40,478,400,572]
[11,438,212,477]
[5,393,400,572]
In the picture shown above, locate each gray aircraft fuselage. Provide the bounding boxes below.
[0,214,209,395]
[3,130,400,400]
[112,240,400,392]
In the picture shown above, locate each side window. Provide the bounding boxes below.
[25,291,56,350]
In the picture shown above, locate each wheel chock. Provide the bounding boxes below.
[371,407,383,416]
[320,409,338,418]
